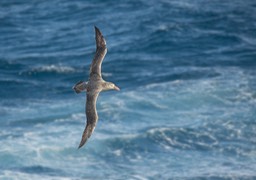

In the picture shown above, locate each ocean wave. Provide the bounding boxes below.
[0,170,72,180]
[143,67,256,104]
[104,120,255,157]
[31,65,77,74]
[18,165,62,175]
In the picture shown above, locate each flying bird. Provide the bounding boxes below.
[73,26,120,149]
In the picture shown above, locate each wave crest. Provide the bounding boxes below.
[31,65,76,74]
[105,122,255,158]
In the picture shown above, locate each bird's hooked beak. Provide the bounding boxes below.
[114,85,120,91]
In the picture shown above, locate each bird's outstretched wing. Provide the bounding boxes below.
[78,92,99,148]
[89,26,107,80]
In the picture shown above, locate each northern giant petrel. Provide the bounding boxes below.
[73,27,120,149]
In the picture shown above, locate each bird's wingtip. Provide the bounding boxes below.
[94,26,106,48]
[77,138,86,149]
[77,143,83,149]
[94,26,101,36]
[77,123,96,149]
[94,25,99,31]
[77,134,87,149]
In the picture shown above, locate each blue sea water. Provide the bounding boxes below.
[0,0,256,179]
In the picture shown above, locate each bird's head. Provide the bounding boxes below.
[104,82,120,91]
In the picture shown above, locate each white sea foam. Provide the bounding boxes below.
[32,65,76,73]
[0,170,73,180]
[101,72,113,77]
[113,149,122,156]
[130,174,149,180]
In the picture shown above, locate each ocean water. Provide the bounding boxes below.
[0,0,256,179]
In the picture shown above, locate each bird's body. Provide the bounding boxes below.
[73,27,120,149]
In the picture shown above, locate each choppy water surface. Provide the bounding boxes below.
[0,0,256,179]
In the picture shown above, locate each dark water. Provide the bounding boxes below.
[0,0,256,179]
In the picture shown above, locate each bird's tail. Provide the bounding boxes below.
[73,81,87,94]
[78,122,96,149]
